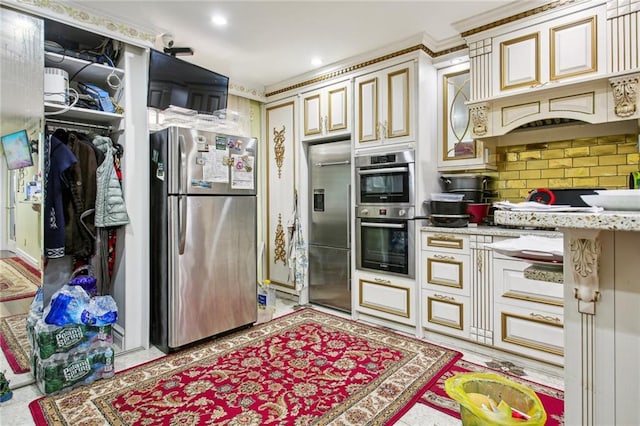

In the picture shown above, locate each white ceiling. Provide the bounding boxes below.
[76,1,542,90]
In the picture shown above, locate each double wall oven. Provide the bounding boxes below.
[355,149,415,278]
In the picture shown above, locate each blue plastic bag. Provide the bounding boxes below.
[80,296,118,326]
[43,285,90,325]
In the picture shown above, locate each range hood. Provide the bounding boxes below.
[467,71,640,144]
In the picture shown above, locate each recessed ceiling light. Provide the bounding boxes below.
[311,57,323,66]
[211,15,227,26]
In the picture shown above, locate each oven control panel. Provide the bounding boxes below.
[356,206,414,219]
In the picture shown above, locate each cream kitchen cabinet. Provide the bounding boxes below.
[421,231,495,344]
[354,270,416,328]
[420,232,472,339]
[466,2,606,101]
[493,254,564,365]
[463,1,623,138]
[493,8,603,95]
[354,61,414,149]
[420,228,564,364]
[436,61,497,171]
[264,97,298,290]
[300,79,350,141]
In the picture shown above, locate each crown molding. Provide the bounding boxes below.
[1,0,156,47]
[264,32,468,99]
[228,81,266,103]
[454,0,580,38]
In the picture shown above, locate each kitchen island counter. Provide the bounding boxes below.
[494,209,640,231]
[420,224,561,237]
[495,209,640,426]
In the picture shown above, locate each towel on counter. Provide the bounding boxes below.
[493,201,603,213]
[485,235,564,260]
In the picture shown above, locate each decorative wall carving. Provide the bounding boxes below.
[469,103,489,136]
[569,232,601,314]
[274,214,287,264]
[273,126,286,178]
[609,74,638,118]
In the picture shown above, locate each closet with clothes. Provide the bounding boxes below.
[43,120,129,300]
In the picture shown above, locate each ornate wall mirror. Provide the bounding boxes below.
[442,68,475,161]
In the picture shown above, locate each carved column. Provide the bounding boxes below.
[469,102,489,137]
[568,229,601,314]
[609,73,639,118]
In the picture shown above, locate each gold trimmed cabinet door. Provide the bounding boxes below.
[436,61,497,172]
[265,98,297,289]
[355,271,416,327]
[354,61,414,149]
[300,79,351,142]
[490,4,605,98]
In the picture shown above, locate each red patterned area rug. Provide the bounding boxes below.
[418,358,565,425]
[0,257,41,302]
[0,312,30,374]
[30,308,461,425]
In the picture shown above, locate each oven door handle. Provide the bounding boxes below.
[357,166,408,175]
[360,222,406,229]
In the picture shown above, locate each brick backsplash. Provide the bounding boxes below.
[488,134,640,201]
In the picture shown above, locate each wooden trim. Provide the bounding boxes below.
[461,0,578,38]
[265,43,466,98]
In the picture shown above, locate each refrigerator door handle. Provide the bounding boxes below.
[178,133,187,194]
[179,195,187,254]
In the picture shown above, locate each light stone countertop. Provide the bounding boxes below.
[494,210,640,231]
[524,265,564,283]
[420,224,561,237]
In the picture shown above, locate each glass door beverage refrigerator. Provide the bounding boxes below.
[149,126,257,353]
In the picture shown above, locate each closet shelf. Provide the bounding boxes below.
[45,51,124,82]
[45,102,123,124]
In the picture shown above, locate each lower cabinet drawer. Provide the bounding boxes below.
[357,278,415,326]
[494,302,564,365]
[423,251,470,296]
[422,290,471,339]
[494,258,563,307]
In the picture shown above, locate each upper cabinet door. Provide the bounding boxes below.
[301,80,351,142]
[354,61,414,149]
[387,67,411,139]
[491,6,604,98]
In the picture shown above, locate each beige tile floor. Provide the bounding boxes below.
[0,295,563,425]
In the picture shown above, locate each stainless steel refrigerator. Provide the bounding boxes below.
[308,140,351,312]
[149,126,257,353]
